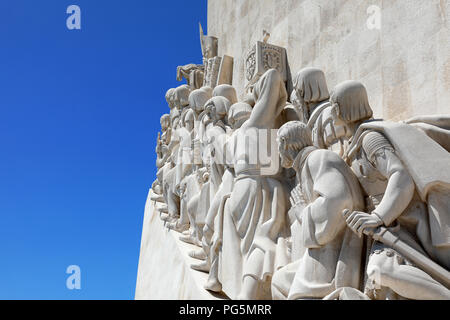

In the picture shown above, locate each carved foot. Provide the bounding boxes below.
[179,234,197,245]
[160,212,170,221]
[150,194,165,202]
[188,248,206,260]
[158,204,168,213]
[167,221,189,233]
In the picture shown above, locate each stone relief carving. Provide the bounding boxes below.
[176,63,204,90]
[245,47,256,82]
[244,40,287,92]
[147,34,450,300]
[199,23,234,89]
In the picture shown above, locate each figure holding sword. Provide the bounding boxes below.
[330,80,450,299]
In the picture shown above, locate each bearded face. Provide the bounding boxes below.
[277,135,294,169]
[204,103,217,125]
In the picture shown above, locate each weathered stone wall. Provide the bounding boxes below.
[207,0,450,119]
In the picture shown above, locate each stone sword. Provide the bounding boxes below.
[365,226,450,289]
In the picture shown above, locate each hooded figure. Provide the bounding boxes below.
[192,103,253,291]
[213,84,238,105]
[218,69,290,299]
[291,67,330,123]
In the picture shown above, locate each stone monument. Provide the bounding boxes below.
[136,0,450,300]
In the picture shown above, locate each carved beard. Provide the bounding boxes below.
[280,149,295,168]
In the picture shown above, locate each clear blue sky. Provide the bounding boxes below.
[0,0,207,299]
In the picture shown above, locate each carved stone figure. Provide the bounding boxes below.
[195,102,253,291]
[291,67,330,123]
[177,63,204,90]
[330,80,450,299]
[188,86,213,166]
[219,69,290,299]
[160,85,192,224]
[199,23,233,88]
[167,109,196,232]
[184,96,230,245]
[271,121,366,300]
[173,84,191,113]
[146,31,450,300]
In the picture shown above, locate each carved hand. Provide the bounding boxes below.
[342,209,383,237]
[287,204,305,226]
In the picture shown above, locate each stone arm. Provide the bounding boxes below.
[162,127,171,145]
[370,148,415,226]
[301,158,354,248]
[155,132,169,168]
[246,69,287,129]
[165,129,180,162]
[156,146,170,168]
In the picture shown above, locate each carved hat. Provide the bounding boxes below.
[330,80,373,123]
[293,67,329,103]
[188,86,213,113]
[213,84,238,105]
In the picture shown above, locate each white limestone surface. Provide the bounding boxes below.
[207,0,450,120]
[135,189,227,300]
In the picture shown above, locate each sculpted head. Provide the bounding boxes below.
[292,68,329,115]
[330,80,373,139]
[204,96,231,125]
[182,109,195,132]
[160,114,170,131]
[188,86,213,114]
[277,121,313,168]
[173,85,191,111]
[213,84,238,105]
[196,166,209,184]
[228,102,252,129]
[165,88,175,109]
